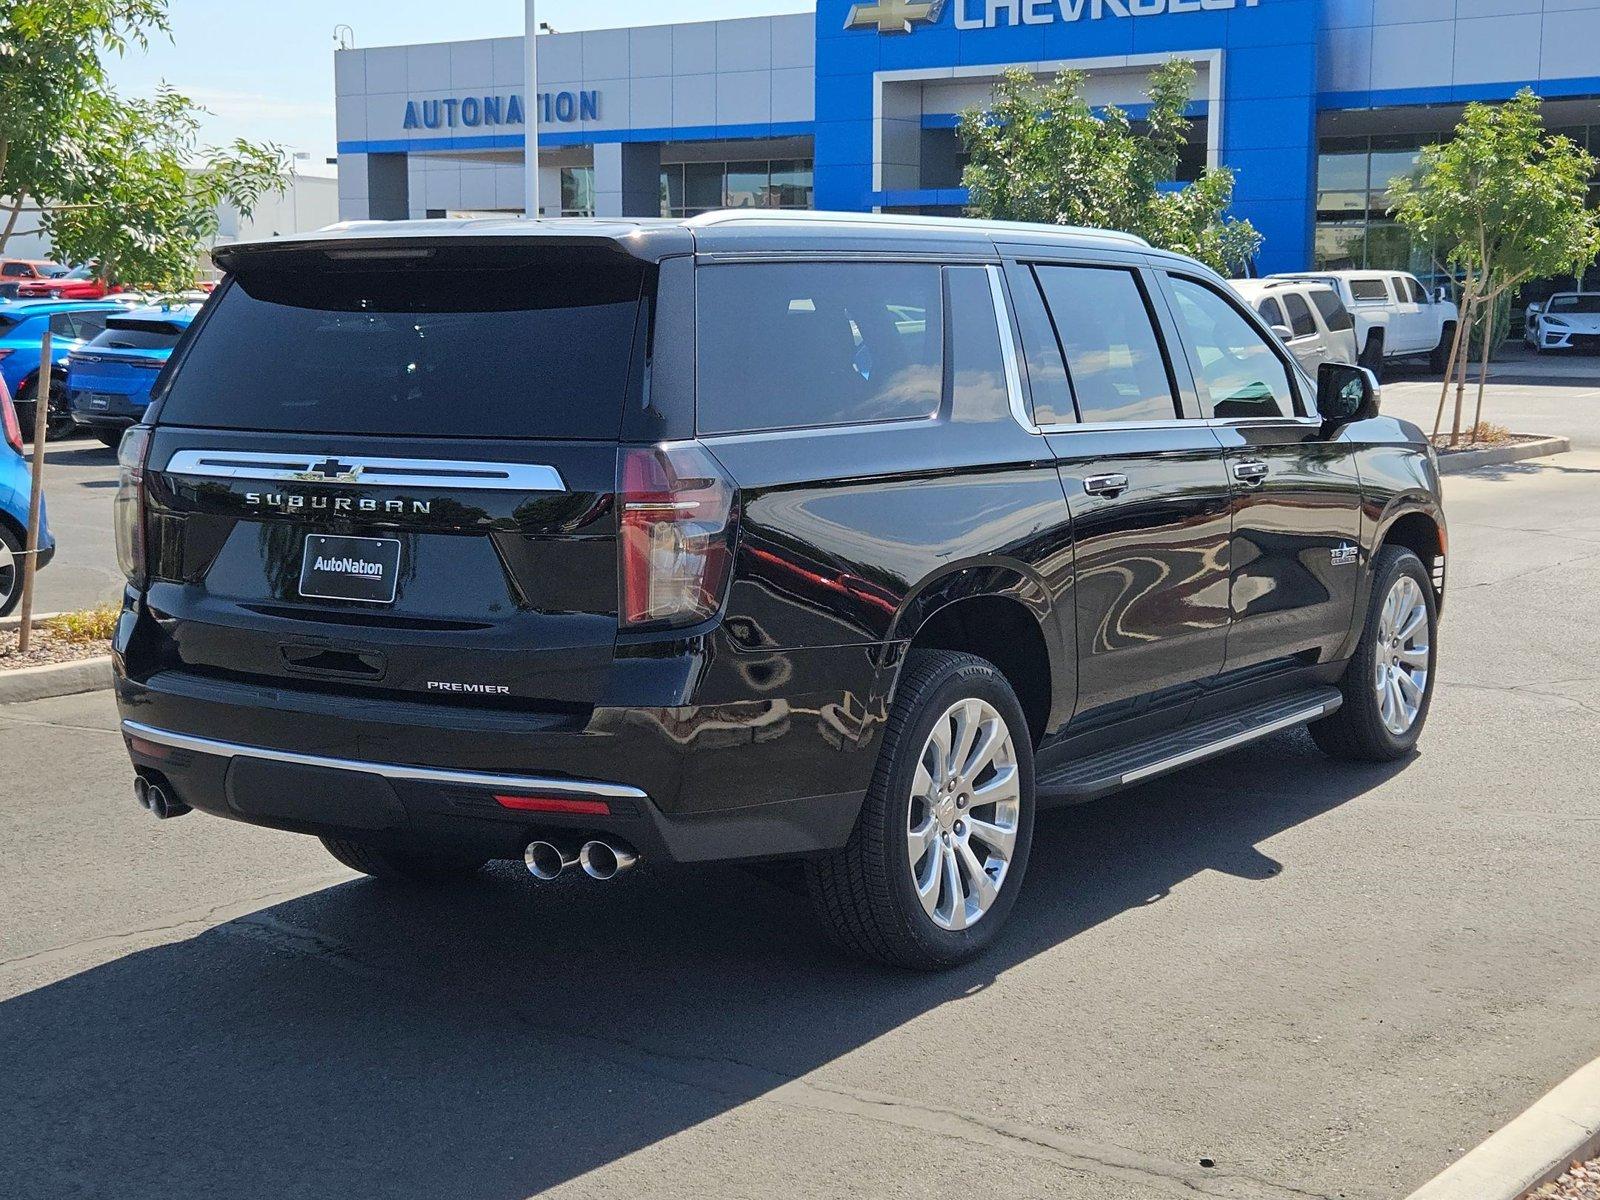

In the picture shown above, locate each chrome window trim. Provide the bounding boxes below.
[122,720,647,800]
[1034,414,1322,435]
[161,450,565,493]
[988,264,1039,435]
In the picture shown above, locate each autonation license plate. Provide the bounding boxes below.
[299,535,402,605]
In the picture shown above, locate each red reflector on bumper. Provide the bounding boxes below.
[127,736,171,760]
[494,794,611,816]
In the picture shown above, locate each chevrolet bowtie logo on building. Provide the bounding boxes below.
[844,0,947,34]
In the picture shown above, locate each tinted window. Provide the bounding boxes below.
[90,321,183,350]
[697,261,943,434]
[1405,277,1428,304]
[2,263,30,277]
[0,315,20,335]
[944,266,1011,424]
[1168,277,1296,420]
[1282,292,1318,338]
[1034,265,1175,424]
[158,248,645,439]
[1009,268,1074,425]
[1255,297,1286,327]
[1349,278,1390,304]
[1309,288,1354,331]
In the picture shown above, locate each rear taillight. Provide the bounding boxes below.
[113,425,151,584]
[617,443,738,630]
[0,379,20,455]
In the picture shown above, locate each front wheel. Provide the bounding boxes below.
[320,836,488,885]
[1311,546,1437,762]
[807,649,1035,970]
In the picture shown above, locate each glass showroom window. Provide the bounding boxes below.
[560,167,595,218]
[659,160,814,217]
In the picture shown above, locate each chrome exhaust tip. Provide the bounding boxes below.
[144,782,191,820]
[578,840,637,881]
[134,776,151,811]
[524,840,578,882]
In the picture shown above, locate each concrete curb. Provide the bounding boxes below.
[0,656,113,704]
[1436,436,1571,475]
[1406,1056,1600,1200]
[0,612,63,632]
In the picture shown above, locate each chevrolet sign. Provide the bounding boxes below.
[846,0,1260,32]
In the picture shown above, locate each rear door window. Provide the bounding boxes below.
[1349,278,1391,304]
[696,261,943,434]
[1167,276,1296,420]
[1033,265,1176,423]
[1309,288,1354,332]
[157,247,646,440]
[1282,292,1318,338]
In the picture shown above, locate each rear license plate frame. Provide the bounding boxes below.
[299,534,403,605]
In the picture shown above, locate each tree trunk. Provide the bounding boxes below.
[1432,299,1471,440]
[1471,295,1495,442]
[1450,300,1474,448]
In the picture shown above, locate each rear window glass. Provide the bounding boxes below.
[1034,265,1176,424]
[90,320,182,350]
[157,248,644,439]
[696,261,943,434]
[1309,288,1354,331]
[1349,278,1390,303]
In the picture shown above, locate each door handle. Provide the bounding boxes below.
[1233,460,1270,485]
[1083,473,1130,497]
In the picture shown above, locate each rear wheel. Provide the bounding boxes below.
[1311,546,1437,762]
[95,430,122,449]
[1359,329,1385,382]
[0,523,22,618]
[320,836,488,885]
[15,378,74,442]
[807,649,1035,970]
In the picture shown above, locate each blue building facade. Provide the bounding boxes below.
[334,1,1600,276]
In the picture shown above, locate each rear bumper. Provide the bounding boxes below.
[70,411,138,432]
[113,639,889,865]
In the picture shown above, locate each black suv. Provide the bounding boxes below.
[112,213,1445,969]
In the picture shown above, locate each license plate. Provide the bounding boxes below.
[299,535,402,605]
[88,394,111,409]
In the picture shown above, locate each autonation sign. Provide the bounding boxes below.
[402,90,600,131]
[845,0,1259,33]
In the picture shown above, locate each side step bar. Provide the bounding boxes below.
[1036,687,1342,804]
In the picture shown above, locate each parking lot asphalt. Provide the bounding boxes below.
[26,436,123,615]
[3,440,1600,1196]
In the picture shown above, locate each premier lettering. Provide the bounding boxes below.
[313,555,386,578]
[956,0,1256,27]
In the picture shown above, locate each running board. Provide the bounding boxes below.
[1036,687,1343,803]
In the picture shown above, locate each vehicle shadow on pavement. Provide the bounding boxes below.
[0,728,1408,1200]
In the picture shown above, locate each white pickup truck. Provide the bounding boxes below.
[1267,270,1458,379]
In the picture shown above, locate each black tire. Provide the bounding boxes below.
[1359,330,1385,382]
[0,521,22,619]
[1429,322,1456,373]
[320,836,488,885]
[95,430,122,449]
[806,649,1036,971]
[1310,546,1437,763]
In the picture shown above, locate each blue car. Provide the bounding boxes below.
[67,304,200,447]
[0,299,123,440]
[0,378,54,618]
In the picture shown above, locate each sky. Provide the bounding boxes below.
[105,1,813,166]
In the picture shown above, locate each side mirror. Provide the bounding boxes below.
[1435,286,1450,304]
[1316,361,1380,427]
[1270,323,1294,343]
[1527,302,1542,316]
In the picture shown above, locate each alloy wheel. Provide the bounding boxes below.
[0,539,15,611]
[1373,575,1430,737]
[906,698,1021,931]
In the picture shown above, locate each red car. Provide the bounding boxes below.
[16,264,111,300]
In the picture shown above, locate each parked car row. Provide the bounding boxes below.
[0,298,198,444]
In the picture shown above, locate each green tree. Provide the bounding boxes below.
[0,0,286,289]
[1391,89,1600,445]
[960,59,1261,274]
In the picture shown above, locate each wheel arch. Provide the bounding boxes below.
[1375,501,1447,610]
[887,560,1066,748]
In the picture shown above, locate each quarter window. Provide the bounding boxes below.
[1033,265,1176,424]
[1167,276,1297,420]
[696,262,944,434]
[1282,292,1318,339]
[1309,288,1355,332]
[1008,268,1075,426]
[1349,278,1390,304]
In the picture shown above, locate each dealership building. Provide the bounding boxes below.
[334,0,1600,275]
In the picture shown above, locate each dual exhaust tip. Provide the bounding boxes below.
[133,774,190,820]
[525,838,637,882]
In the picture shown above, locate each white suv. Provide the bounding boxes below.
[1230,279,1359,376]
[1267,270,1458,379]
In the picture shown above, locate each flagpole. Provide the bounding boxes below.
[524,0,540,218]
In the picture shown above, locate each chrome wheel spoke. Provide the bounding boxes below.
[914,842,943,917]
[909,814,939,862]
[961,719,1004,786]
[941,842,967,930]
[965,815,1016,860]
[1394,668,1423,704]
[1397,645,1430,668]
[1372,574,1433,737]
[972,763,1019,806]
[955,838,998,911]
[948,701,981,785]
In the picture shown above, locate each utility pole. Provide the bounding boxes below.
[524,0,540,219]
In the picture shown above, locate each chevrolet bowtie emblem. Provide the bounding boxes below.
[844,0,946,34]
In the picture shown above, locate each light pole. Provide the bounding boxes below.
[524,0,540,218]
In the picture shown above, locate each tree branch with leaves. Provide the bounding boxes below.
[959,60,1261,275]
[1391,89,1600,446]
